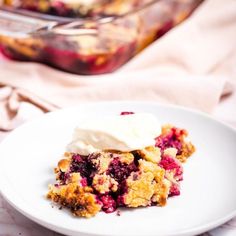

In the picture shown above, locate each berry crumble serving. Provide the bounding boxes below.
[47,112,195,217]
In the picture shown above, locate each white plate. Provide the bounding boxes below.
[0,102,236,236]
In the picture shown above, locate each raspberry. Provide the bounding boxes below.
[100,195,117,213]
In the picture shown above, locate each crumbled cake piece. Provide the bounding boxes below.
[47,183,102,218]
[70,173,83,184]
[155,125,195,163]
[123,171,155,207]
[138,159,170,206]
[152,178,171,206]
[177,142,195,163]
[47,124,195,218]
[163,148,178,158]
[92,173,118,194]
[58,158,70,172]
[118,152,134,165]
[137,146,161,163]
[88,152,112,174]
[139,159,165,183]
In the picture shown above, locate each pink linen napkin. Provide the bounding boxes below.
[0,0,236,131]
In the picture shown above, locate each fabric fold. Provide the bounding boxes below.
[0,0,236,131]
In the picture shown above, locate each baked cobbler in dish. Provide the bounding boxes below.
[1,1,203,75]
[47,112,195,217]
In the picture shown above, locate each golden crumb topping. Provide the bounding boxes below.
[91,152,112,174]
[58,159,70,172]
[119,152,134,164]
[152,179,170,206]
[92,173,118,194]
[163,148,178,158]
[47,183,101,218]
[138,159,164,182]
[70,173,83,184]
[137,146,161,163]
[177,142,195,163]
[138,159,170,206]
[161,124,196,163]
[123,172,155,207]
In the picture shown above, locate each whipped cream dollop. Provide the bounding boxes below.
[67,113,161,155]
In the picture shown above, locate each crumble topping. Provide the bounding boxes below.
[163,147,178,158]
[92,173,118,194]
[88,152,112,174]
[152,178,170,206]
[138,159,170,206]
[47,183,101,218]
[137,146,161,163]
[177,142,195,163]
[155,125,195,162]
[118,152,134,165]
[138,159,165,183]
[70,173,83,183]
[58,158,70,172]
[123,171,155,207]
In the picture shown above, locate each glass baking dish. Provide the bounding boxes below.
[0,0,203,75]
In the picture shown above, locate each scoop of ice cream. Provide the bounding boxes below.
[67,113,161,155]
